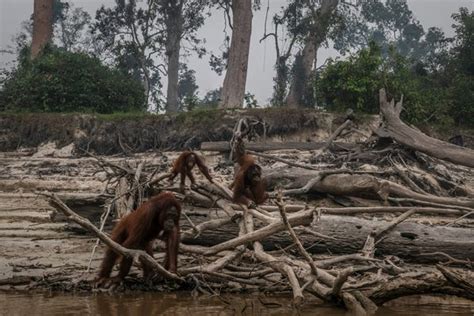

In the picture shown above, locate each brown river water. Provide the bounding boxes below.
[0,292,473,316]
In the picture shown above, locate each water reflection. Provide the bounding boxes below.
[0,292,343,316]
[0,292,472,316]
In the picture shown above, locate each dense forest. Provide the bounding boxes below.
[0,0,472,128]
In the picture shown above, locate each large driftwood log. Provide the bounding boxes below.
[181,210,474,263]
[265,169,474,208]
[377,89,474,168]
[10,192,112,206]
[200,141,358,152]
[368,269,474,304]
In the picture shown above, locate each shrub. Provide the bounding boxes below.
[316,8,473,128]
[316,44,451,125]
[0,48,145,113]
[316,43,383,114]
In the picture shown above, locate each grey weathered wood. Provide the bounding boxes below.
[0,192,111,206]
[201,141,358,152]
[377,89,474,168]
[180,210,474,263]
[114,177,130,219]
[265,169,474,208]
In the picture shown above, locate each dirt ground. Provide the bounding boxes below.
[0,148,245,291]
[0,152,171,290]
[1,150,472,292]
[1,115,472,294]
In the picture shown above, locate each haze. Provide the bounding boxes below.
[1,0,473,104]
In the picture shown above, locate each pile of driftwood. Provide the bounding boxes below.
[45,90,473,314]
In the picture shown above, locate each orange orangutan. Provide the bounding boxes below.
[231,154,268,208]
[96,192,181,286]
[169,151,213,192]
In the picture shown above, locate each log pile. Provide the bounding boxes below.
[43,89,473,314]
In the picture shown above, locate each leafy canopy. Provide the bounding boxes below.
[0,47,145,113]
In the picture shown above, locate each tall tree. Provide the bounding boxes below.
[285,0,339,108]
[262,0,340,107]
[162,0,207,112]
[31,0,54,59]
[163,1,185,112]
[7,1,93,56]
[447,8,474,126]
[54,1,92,52]
[218,0,253,109]
[260,1,302,106]
[330,0,450,67]
[178,65,199,110]
[94,0,164,109]
[94,0,207,112]
[451,8,474,76]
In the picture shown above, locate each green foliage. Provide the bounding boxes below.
[93,0,209,110]
[447,8,474,126]
[451,8,474,76]
[178,66,199,111]
[318,6,474,129]
[383,51,450,125]
[175,107,221,128]
[317,43,451,125]
[182,95,201,111]
[197,88,221,109]
[317,43,383,113]
[244,92,258,108]
[0,48,145,113]
[332,0,450,66]
[448,74,474,126]
[93,0,165,108]
[271,59,290,107]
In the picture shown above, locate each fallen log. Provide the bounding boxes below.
[7,192,112,206]
[367,270,474,304]
[377,89,474,168]
[265,169,474,208]
[312,118,353,160]
[181,209,474,263]
[0,276,35,286]
[200,141,358,152]
[29,192,474,310]
[245,210,305,304]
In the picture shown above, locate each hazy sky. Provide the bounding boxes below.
[1,0,473,104]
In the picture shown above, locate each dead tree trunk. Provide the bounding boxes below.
[31,0,54,59]
[266,170,474,208]
[377,89,474,168]
[181,210,474,263]
[201,141,358,152]
[219,0,252,109]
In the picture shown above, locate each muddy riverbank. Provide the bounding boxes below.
[1,111,473,313]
